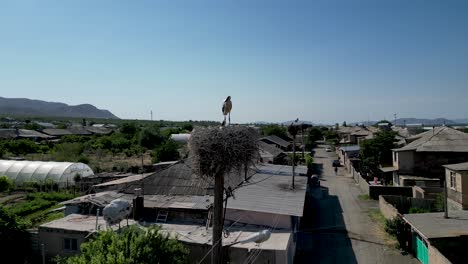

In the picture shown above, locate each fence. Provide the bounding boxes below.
[379,195,435,220]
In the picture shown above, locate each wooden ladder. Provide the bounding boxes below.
[156,210,169,223]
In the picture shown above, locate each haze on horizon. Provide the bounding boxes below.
[1,0,467,124]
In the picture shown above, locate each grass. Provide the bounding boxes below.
[368,209,398,247]
[358,194,371,200]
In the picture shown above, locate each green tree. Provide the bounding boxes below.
[359,131,397,175]
[262,124,288,139]
[66,225,188,264]
[5,139,39,155]
[120,123,139,139]
[323,130,339,144]
[152,139,180,163]
[306,127,324,148]
[0,175,14,192]
[140,126,165,149]
[0,206,31,264]
[182,123,193,132]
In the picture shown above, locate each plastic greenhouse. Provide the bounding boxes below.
[0,160,94,186]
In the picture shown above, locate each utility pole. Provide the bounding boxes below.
[288,121,299,189]
[301,125,305,159]
[212,173,224,264]
[150,110,153,121]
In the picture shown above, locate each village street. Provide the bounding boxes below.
[295,144,419,264]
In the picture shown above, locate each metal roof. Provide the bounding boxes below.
[226,172,307,216]
[443,162,468,171]
[340,145,360,152]
[259,135,290,148]
[404,211,468,239]
[258,141,285,158]
[394,127,468,152]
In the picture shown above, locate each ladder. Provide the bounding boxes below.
[156,210,169,223]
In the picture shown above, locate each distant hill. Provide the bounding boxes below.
[394,118,455,126]
[0,97,118,119]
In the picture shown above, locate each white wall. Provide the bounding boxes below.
[225,209,292,230]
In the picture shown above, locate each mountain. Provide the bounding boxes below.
[393,118,455,126]
[453,119,468,124]
[0,97,118,119]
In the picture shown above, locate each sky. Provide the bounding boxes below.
[0,0,467,124]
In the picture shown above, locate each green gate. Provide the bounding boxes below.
[415,234,429,264]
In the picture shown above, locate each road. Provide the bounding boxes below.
[295,144,418,264]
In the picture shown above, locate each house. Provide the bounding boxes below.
[391,127,468,186]
[337,126,373,144]
[443,162,468,210]
[337,145,360,172]
[38,214,136,259]
[403,211,468,264]
[0,128,52,141]
[59,162,307,263]
[258,141,287,164]
[259,135,291,151]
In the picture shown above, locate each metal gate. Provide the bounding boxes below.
[415,234,429,264]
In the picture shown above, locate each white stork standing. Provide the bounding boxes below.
[221,96,232,126]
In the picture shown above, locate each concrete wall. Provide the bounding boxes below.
[225,209,292,230]
[369,186,413,200]
[39,227,87,259]
[445,168,468,210]
[379,196,399,220]
[187,238,293,264]
[395,151,415,174]
[351,167,370,195]
[428,243,452,264]
[380,195,434,215]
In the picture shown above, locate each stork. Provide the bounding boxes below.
[221,96,232,126]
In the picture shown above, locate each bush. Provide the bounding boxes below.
[434,193,444,212]
[0,176,14,192]
[0,206,31,264]
[408,207,430,214]
[385,216,407,249]
[152,139,180,163]
[66,225,188,264]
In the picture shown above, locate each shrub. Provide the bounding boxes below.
[385,216,407,249]
[408,207,430,214]
[0,176,14,192]
[152,139,181,163]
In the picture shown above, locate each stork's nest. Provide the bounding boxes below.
[189,126,259,178]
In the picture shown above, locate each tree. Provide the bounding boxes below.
[323,130,339,144]
[140,126,164,149]
[182,123,193,132]
[0,176,14,192]
[342,121,347,127]
[261,124,287,139]
[306,127,324,148]
[152,139,180,163]
[359,131,397,176]
[66,225,188,264]
[120,123,139,139]
[0,206,31,264]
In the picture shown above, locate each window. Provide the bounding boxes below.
[64,238,78,251]
[450,172,457,190]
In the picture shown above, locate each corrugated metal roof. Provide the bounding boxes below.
[258,141,284,158]
[340,145,360,152]
[394,127,468,152]
[259,135,290,148]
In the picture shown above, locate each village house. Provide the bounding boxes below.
[337,145,360,172]
[391,127,468,186]
[337,126,374,145]
[259,135,292,151]
[443,162,468,210]
[54,161,307,263]
[258,141,287,164]
[403,211,468,264]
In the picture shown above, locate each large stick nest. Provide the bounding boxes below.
[189,126,259,178]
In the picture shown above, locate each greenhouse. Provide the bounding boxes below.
[0,160,94,186]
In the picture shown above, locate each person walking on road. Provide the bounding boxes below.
[334,166,338,175]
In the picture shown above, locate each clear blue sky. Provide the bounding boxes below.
[1,0,467,124]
